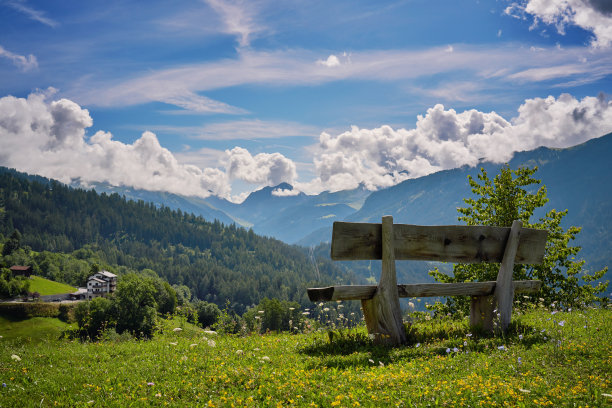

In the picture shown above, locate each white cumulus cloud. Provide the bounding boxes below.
[317,55,341,67]
[299,93,612,193]
[224,146,297,186]
[0,92,231,198]
[518,0,612,47]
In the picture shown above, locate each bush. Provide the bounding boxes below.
[0,302,60,319]
[74,297,115,340]
[192,300,221,328]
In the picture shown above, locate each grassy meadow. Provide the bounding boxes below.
[28,276,77,296]
[0,306,610,407]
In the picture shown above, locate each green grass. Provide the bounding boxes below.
[28,276,77,296]
[0,316,74,344]
[0,308,610,407]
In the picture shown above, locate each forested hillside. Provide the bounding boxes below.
[0,168,357,313]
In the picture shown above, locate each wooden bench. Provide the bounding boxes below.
[307,216,547,345]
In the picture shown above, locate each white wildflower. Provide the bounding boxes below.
[207,339,216,347]
[173,327,182,332]
[10,354,21,361]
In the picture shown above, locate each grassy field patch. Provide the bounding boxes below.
[0,316,74,344]
[0,308,610,407]
[28,276,77,296]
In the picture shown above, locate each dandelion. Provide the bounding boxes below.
[173,327,182,332]
[10,354,20,362]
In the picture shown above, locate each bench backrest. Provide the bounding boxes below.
[331,222,548,264]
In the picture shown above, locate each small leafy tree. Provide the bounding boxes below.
[192,300,221,328]
[430,165,608,314]
[75,297,115,339]
[113,273,158,338]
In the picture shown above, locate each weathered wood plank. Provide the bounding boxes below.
[366,216,406,345]
[470,295,495,331]
[307,280,541,302]
[330,222,547,264]
[494,219,522,333]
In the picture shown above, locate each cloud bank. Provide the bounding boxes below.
[299,92,611,193]
[1,91,610,201]
[508,0,612,47]
[0,92,230,199]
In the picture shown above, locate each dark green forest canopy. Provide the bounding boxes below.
[0,167,356,313]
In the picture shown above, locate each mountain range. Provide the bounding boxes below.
[90,133,612,286]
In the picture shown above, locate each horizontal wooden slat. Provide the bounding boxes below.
[331,222,547,264]
[307,280,541,302]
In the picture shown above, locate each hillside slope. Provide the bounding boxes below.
[0,168,357,312]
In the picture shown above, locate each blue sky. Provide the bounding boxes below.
[1,0,611,201]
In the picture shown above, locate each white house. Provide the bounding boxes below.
[86,270,117,300]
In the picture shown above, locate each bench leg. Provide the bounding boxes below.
[361,299,378,335]
[470,295,494,332]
